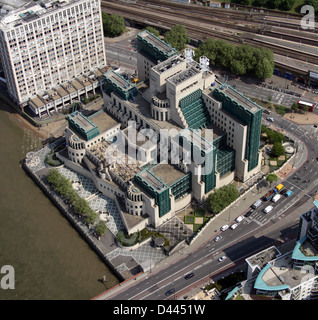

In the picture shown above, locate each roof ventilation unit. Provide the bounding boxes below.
[184,48,194,64]
[199,56,209,72]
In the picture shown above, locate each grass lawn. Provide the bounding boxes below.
[185,215,195,224]
[194,208,205,217]
[193,224,202,232]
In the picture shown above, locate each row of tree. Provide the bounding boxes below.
[231,0,296,11]
[46,169,107,236]
[195,39,274,80]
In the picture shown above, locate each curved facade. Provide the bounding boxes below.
[126,184,143,216]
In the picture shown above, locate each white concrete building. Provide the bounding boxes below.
[0,0,106,114]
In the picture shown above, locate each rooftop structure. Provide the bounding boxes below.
[137,30,177,63]
[103,70,137,101]
[218,85,261,114]
[67,111,100,141]
[254,253,308,291]
[137,29,178,70]
[168,66,200,85]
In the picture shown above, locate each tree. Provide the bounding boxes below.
[95,221,108,237]
[144,26,160,37]
[207,185,239,213]
[85,211,98,225]
[291,102,298,112]
[73,197,91,216]
[195,38,217,65]
[271,142,285,157]
[266,173,278,186]
[252,0,266,7]
[254,58,274,80]
[215,40,236,68]
[279,0,295,11]
[231,0,250,4]
[164,25,189,51]
[304,0,318,13]
[102,13,125,38]
[265,0,280,9]
[230,59,246,76]
[47,169,62,185]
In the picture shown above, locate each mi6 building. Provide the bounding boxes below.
[61,31,263,233]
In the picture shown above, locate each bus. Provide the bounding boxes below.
[297,100,314,112]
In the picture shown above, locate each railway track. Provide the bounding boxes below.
[101,0,318,64]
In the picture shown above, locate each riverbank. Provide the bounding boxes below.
[22,154,126,282]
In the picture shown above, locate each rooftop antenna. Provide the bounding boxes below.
[199,56,209,72]
[184,48,194,64]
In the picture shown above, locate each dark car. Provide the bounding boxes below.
[280,188,287,195]
[245,209,254,217]
[184,272,194,280]
[165,288,175,296]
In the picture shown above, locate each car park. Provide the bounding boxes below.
[214,235,222,242]
[165,288,175,296]
[184,272,194,280]
[221,225,229,231]
[218,255,227,262]
[230,223,238,230]
[235,216,244,223]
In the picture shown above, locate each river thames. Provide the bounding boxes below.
[0,105,119,300]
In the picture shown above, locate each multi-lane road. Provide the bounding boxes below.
[96,109,318,301]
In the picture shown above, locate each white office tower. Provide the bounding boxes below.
[0,0,106,110]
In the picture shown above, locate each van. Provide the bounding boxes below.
[252,199,263,209]
[275,184,284,191]
[272,194,281,203]
[263,205,273,214]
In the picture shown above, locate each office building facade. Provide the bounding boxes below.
[0,0,106,114]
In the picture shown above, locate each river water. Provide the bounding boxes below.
[0,106,119,300]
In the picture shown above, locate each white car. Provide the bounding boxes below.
[266,117,274,122]
[218,255,227,262]
[221,225,229,232]
[263,205,273,214]
[235,216,244,223]
[230,223,238,230]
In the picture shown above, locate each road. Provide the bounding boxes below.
[96,108,318,301]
